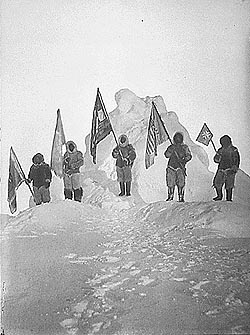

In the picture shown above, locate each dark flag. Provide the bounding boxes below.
[7,147,26,214]
[145,102,170,169]
[90,88,112,164]
[50,109,66,177]
[196,123,213,146]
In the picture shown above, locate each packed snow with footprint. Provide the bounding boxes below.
[1,199,250,335]
[2,90,250,334]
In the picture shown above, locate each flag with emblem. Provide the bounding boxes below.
[50,109,66,177]
[145,101,170,169]
[90,88,112,164]
[196,123,213,146]
[7,147,26,214]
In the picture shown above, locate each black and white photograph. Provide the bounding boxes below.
[1,0,250,334]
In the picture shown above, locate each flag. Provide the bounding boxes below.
[50,109,66,177]
[196,123,213,146]
[145,102,170,169]
[90,88,112,164]
[7,147,26,214]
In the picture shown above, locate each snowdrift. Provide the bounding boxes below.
[2,199,250,239]
[136,201,250,239]
[0,214,11,230]
[80,89,250,205]
[1,201,106,236]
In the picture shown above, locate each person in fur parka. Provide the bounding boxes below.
[28,153,52,205]
[164,132,192,202]
[213,135,240,201]
[63,140,84,202]
[112,134,136,196]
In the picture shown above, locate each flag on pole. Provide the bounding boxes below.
[90,88,112,164]
[7,147,26,214]
[50,109,66,177]
[196,123,213,146]
[145,102,170,169]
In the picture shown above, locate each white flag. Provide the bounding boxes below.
[50,109,66,177]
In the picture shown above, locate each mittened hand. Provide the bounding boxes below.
[180,157,186,164]
[169,147,176,156]
[123,158,130,166]
[45,179,51,188]
[231,165,238,173]
[214,152,222,163]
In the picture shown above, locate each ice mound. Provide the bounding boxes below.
[81,89,250,205]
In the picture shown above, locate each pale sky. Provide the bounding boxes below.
[1,0,250,214]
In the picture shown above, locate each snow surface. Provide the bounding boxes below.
[1,199,250,334]
[2,89,250,334]
[136,201,250,239]
[2,198,250,241]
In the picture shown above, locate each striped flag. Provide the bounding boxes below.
[196,123,213,146]
[90,88,112,164]
[7,147,26,214]
[50,109,66,177]
[145,102,170,169]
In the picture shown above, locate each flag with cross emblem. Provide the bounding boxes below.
[196,123,213,146]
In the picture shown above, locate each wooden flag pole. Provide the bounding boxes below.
[18,165,34,198]
[11,147,34,197]
[211,139,217,152]
[24,179,34,197]
[97,88,124,159]
[152,102,187,176]
[152,101,170,141]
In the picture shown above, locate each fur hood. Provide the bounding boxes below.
[32,153,44,164]
[66,140,77,152]
[118,134,129,148]
[173,132,184,144]
[220,135,232,148]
